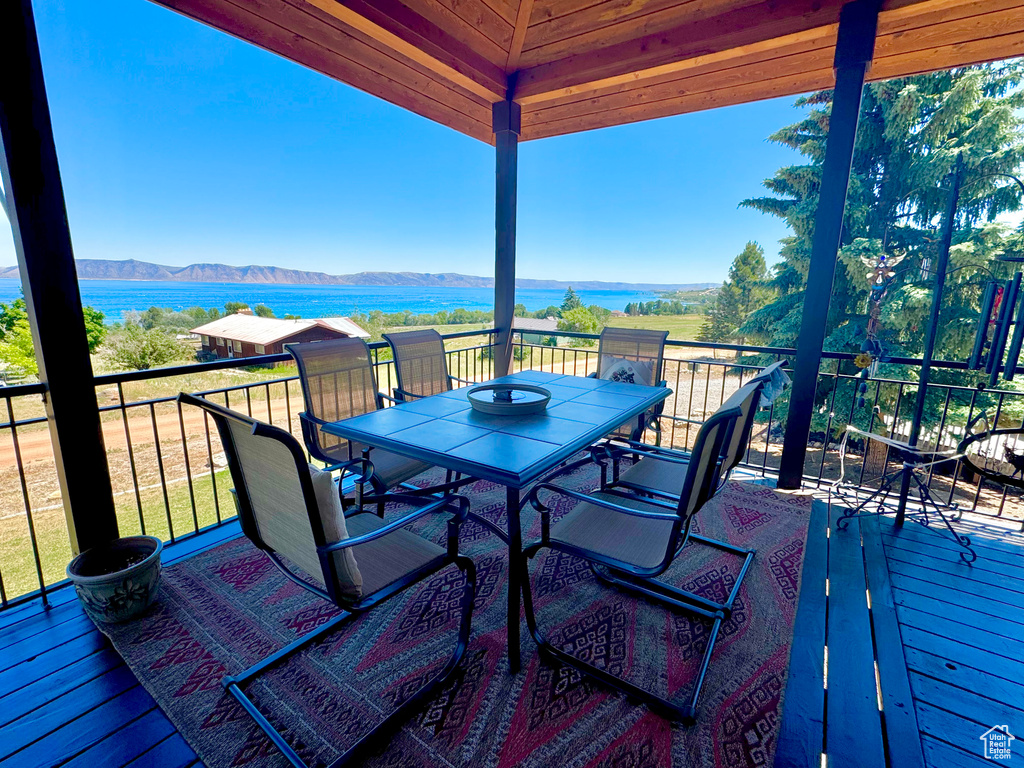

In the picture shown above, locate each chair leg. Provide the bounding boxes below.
[224,557,476,768]
[521,548,721,725]
[594,541,755,619]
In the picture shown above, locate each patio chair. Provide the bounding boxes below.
[587,327,669,443]
[597,362,786,502]
[383,329,472,401]
[287,337,463,510]
[521,395,746,723]
[178,392,476,768]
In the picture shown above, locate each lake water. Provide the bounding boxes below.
[0,279,659,323]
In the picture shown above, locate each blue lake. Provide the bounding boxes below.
[0,279,660,323]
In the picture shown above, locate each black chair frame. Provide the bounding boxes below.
[178,393,476,768]
[520,404,748,723]
[382,329,473,402]
[287,339,473,510]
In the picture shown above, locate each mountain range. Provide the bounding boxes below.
[0,259,718,292]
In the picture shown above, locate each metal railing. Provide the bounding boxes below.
[3,325,1024,612]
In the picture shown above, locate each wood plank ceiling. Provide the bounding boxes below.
[152,0,1024,142]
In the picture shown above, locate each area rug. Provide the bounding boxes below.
[100,463,812,768]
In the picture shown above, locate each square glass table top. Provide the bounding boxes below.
[322,370,670,488]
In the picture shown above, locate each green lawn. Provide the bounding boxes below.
[605,314,706,341]
[0,468,236,602]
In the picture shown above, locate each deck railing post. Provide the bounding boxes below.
[777,0,881,489]
[493,93,520,378]
[0,0,119,552]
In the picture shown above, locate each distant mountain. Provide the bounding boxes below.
[0,259,719,292]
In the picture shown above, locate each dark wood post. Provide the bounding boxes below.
[493,95,520,378]
[0,0,119,552]
[777,0,881,489]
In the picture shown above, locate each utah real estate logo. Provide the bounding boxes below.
[980,725,1015,761]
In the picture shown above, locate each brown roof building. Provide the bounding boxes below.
[191,313,369,360]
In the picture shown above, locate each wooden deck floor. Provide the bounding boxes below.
[0,502,1022,767]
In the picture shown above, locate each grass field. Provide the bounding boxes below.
[605,314,705,341]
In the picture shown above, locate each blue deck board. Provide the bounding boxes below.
[0,503,1022,767]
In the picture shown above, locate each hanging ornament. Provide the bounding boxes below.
[855,252,904,408]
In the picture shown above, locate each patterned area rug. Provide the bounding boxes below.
[101,463,811,768]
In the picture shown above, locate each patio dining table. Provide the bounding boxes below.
[321,368,671,672]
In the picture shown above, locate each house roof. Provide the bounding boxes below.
[151,0,1024,143]
[191,313,370,344]
[513,316,558,332]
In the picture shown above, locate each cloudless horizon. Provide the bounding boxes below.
[0,0,812,285]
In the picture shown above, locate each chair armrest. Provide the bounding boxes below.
[587,372,598,379]
[321,457,373,483]
[593,440,693,465]
[300,411,328,427]
[529,483,679,522]
[659,414,705,425]
[449,375,474,387]
[394,387,426,401]
[317,494,467,553]
[376,392,401,406]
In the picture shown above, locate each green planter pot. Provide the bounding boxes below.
[67,536,163,624]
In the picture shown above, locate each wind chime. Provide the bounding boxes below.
[969,269,1024,385]
[853,251,904,407]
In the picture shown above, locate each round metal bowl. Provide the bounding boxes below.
[467,384,551,416]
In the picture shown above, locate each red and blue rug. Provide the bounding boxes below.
[101,464,811,767]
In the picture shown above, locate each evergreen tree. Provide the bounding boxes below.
[560,287,583,315]
[698,242,770,344]
[741,63,1024,359]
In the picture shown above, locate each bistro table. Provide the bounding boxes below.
[321,368,671,672]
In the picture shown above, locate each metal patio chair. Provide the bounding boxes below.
[178,392,476,768]
[521,396,747,723]
[587,327,670,443]
[383,328,473,401]
[287,337,465,509]
[597,362,786,502]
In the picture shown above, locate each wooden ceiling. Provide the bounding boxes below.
[152,0,1024,143]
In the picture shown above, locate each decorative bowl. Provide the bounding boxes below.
[67,536,163,624]
[468,384,551,416]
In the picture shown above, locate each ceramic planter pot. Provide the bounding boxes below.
[67,536,163,623]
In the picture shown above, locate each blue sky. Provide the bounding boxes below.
[0,0,808,284]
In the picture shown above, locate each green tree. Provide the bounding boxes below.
[82,306,106,353]
[560,287,583,315]
[254,304,275,318]
[224,301,249,315]
[0,304,37,376]
[513,303,528,317]
[534,305,560,319]
[698,242,769,344]
[557,306,599,347]
[742,63,1024,357]
[105,323,192,371]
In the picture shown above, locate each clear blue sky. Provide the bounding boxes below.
[0,0,808,285]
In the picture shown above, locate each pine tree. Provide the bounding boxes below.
[741,63,1024,358]
[698,242,770,344]
[560,287,583,315]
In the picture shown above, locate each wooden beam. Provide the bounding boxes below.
[522,45,835,125]
[520,67,831,139]
[516,0,846,96]
[301,0,507,100]
[517,25,835,106]
[0,0,120,554]
[506,0,536,72]
[156,0,495,142]
[401,0,514,62]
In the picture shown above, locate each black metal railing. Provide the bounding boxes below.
[3,325,1024,612]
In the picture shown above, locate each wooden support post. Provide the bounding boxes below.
[493,94,520,378]
[0,0,119,553]
[777,0,880,489]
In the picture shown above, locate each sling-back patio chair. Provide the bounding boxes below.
[383,329,472,401]
[596,361,787,502]
[178,392,476,768]
[586,327,670,443]
[521,395,746,723]
[287,338,466,510]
